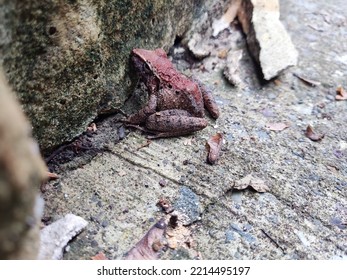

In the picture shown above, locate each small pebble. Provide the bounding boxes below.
[118,126,126,139]
[159,179,167,187]
[101,220,109,228]
[91,240,99,248]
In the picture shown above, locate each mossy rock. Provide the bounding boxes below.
[0,0,203,152]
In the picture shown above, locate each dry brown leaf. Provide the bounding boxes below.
[206,133,223,164]
[305,125,325,141]
[336,86,347,100]
[234,174,269,193]
[265,122,290,131]
[124,218,167,260]
[42,172,59,192]
[218,49,228,59]
[273,79,281,86]
[91,252,108,260]
[293,73,321,87]
[46,171,59,180]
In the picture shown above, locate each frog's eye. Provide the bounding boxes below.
[143,63,151,72]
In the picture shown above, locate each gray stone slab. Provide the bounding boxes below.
[42,0,347,260]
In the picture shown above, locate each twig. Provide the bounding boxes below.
[45,144,71,163]
[137,139,152,150]
[293,73,321,87]
[261,229,286,254]
[47,171,59,179]
[116,108,128,117]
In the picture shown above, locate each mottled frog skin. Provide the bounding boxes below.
[126,48,220,138]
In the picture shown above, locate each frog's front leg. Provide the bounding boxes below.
[194,79,220,119]
[145,109,208,138]
[125,93,157,124]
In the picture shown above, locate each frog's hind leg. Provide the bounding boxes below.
[145,109,208,138]
[124,94,157,124]
[194,79,220,119]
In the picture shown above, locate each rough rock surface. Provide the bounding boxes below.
[39,0,347,260]
[0,71,47,259]
[237,0,298,80]
[38,214,88,260]
[187,0,297,81]
[0,0,202,152]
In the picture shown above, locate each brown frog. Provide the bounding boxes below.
[125,48,220,138]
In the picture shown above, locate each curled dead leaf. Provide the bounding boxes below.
[124,218,167,260]
[273,79,281,86]
[234,174,269,193]
[41,172,59,192]
[305,125,325,141]
[46,171,59,180]
[336,86,347,100]
[206,133,223,164]
[265,122,290,131]
[293,73,321,87]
